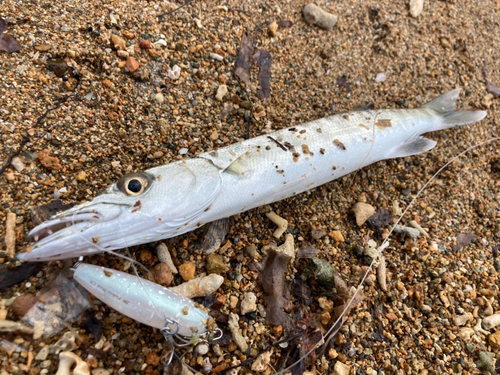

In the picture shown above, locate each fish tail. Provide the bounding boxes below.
[423,88,487,129]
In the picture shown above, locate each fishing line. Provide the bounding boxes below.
[276,136,500,374]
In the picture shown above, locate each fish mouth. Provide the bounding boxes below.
[28,211,103,243]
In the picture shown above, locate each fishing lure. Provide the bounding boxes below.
[18,89,486,261]
[73,263,212,339]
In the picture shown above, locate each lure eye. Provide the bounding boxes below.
[117,173,151,196]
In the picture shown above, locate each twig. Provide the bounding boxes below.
[157,0,196,19]
[267,136,287,151]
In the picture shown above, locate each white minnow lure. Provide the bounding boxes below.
[19,89,486,261]
[73,263,210,337]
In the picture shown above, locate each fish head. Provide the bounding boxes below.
[18,160,222,262]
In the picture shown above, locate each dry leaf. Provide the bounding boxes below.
[0,17,22,54]
[234,33,254,83]
[255,49,272,100]
[452,232,478,251]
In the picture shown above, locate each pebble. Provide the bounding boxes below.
[93,370,111,375]
[245,245,259,258]
[126,56,139,73]
[489,331,500,348]
[216,84,228,101]
[309,258,335,287]
[75,171,87,181]
[352,202,376,226]
[393,225,420,239]
[333,361,351,375]
[482,93,494,109]
[328,230,344,243]
[409,0,424,17]
[476,352,494,372]
[152,263,173,286]
[210,53,224,61]
[230,295,239,309]
[375,73,387,83]
[240,292,257,315]
[102,79,114,89]
[153,93,164,104]
[5,212,16,258]
[139,40,152,49]
[269,21,279,36]
[35,44,52,52]
[170,274,224,298]
[179,262,196,281]
[206,253,226,274]
[210,130,219,141]
[167,65,181,80]
[228,313,248,352]
[10,157,24,172]
[482,314,500,330]
[303,3,337,29]
[11,294,36,317]
[111,34,126,50]
[453,313,471,327]
[117,50,129,59]
[251,350,271,372]
[194,343,209,356]
[35,346,50,361]
[156,243,178,274]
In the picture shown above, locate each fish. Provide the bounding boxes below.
[18,89,486,261]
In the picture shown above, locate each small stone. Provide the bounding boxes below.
[482,314,500,330]
[206,253,226,274]
[152,263,173,286]
[11,157,24,172]
[156,243,178,274]
[453,313,471,327]
[179,262,196,281]
[333,361,351,375]
[251,350,271,372]
[116,50,129,59]
[102,79,114,89]
[269,21,278,36]
[476,352,494,372]
[126,56,139,73]
[121,30,135,40]
[139,40,152,49]
[303,3,337,30]
[386,312,398,321]
[489,331,500,348]
[75,171,87,181]
[240,292,257,315]
[393,225,420,239]
[409,0,424,17]
[375,73,387,83]
[482,93,494,109]
[37,149,61,170]
[111,34,126,50]
[328,230,344,243]
[311,227,327,239]
[170,274,224,299]
[153,93,164,104]
[167,65,181,80]
[153,151,163,159]
[318,297,334,312]
[309,258,335,287]
[440,38,451,49]
[230,295,239,309]
[35,346,50,361]
[11,294,36,317]
[139,249,153,264]
[245,245,259,258]
[194,343,209,356]
[228,313,248,352]
[352,202,376,226]
[210,130,219,141]
[145,352,160,366]
[35,44,52,52]
[216,84,228,101]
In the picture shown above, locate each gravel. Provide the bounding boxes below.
[1,0,500,374]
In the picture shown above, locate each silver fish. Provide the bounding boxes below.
[19,89,486,261]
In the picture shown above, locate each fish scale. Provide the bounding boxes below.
[18,89,486,261]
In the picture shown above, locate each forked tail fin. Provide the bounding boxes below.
[423,89,487,129]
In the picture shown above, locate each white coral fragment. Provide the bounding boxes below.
[55,351,89,375]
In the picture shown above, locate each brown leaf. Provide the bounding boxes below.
[259,249,291,325]
[46,59,71,78]
[255,49,272,99]
[234,33,254,83]
[0,262,43,291]
[452,231,477,251]
[0,17,22,54]
[297,245,319,259]
[486,82,500,97]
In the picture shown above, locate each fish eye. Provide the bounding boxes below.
[117,173,152,196]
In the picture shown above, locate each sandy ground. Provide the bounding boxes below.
[1,0,500,374]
